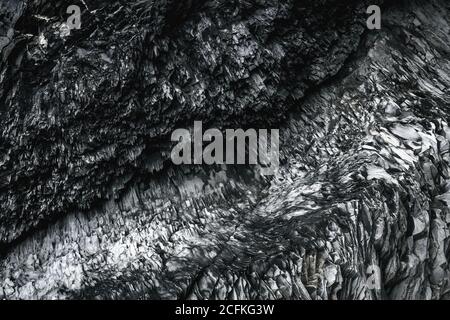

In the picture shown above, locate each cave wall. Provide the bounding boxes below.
[0,0,449,300]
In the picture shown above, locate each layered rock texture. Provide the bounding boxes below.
[0,0,449,299]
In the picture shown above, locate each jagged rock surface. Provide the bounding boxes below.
[0,0,449,300]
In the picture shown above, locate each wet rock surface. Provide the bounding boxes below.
[0,0,449,299]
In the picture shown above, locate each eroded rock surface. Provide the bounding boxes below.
[0,0,449,300]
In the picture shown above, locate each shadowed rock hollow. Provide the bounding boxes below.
[0,0,449,300]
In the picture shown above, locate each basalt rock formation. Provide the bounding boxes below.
[0,0,449,300]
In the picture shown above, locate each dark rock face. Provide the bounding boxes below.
[0,0,449,300]
[0,0,376,244]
